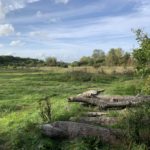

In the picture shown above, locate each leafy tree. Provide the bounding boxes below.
[92,49,105,59]
[79,56,92,66]
[57,61,68,68]
[106,48,123,66]
[92,49,105,66]
[122,52,133,66]
[71,61,80,67]
[133,29,150,77]
[45,57,57,66]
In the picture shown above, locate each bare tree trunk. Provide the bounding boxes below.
[68,95,150,109]
[41,121,123,145]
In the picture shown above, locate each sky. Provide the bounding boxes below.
[0,0,150,62]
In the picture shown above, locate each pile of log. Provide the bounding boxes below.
[41,90,150,145]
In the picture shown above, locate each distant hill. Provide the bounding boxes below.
[0,55,44,67]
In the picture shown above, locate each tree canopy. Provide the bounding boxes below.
[133,29,150,76]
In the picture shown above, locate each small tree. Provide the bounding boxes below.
[79,56,92,66]
[133,29,150,77]
[45,57,57,66]
[92,49,105,66]
[122,52,132,66]
[106,48,123,66]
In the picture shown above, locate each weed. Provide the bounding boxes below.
[38,97,52,123]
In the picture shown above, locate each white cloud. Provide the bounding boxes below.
[0,24,14,36]
[10,40,25,46]
[29,0,150,40]
[54,0,69,4]
[0,0,40,19]
[0,0,69,20]
[0,43,4,48]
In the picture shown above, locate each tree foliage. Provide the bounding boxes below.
[0,55,44,67]
[106,48,124,66]
[0,55,69,68]
[45,57,57,66]
[92,49,105,67]
[71,48,133,67]
[133,29,150,77]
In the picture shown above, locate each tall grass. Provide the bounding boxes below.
[0,67,146,150]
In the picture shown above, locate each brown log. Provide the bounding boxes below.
[70,116,118,126]
[41,121,123,145]
[68,95,150,109]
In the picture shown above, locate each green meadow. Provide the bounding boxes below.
[0,68,148,150]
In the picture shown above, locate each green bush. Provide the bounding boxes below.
[142,76,150,94]
[38,97,52,123]
[122,103,150,147]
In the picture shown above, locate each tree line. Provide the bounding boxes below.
[0,29,149,73]
[0,56,44,67]
[0,55,69,68]
[0,49,132,68]
[71,48,133,67]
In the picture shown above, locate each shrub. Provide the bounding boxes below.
[122,103,150,147]
[38,97,52,123]
[142,76,150,94]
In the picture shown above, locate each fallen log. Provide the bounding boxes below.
[41,121,123,145]
[70,116,118,126]
[68,95,150,109]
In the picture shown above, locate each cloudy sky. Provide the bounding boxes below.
[0,0,150,61]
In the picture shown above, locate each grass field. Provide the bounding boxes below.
[0,67,147,150]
